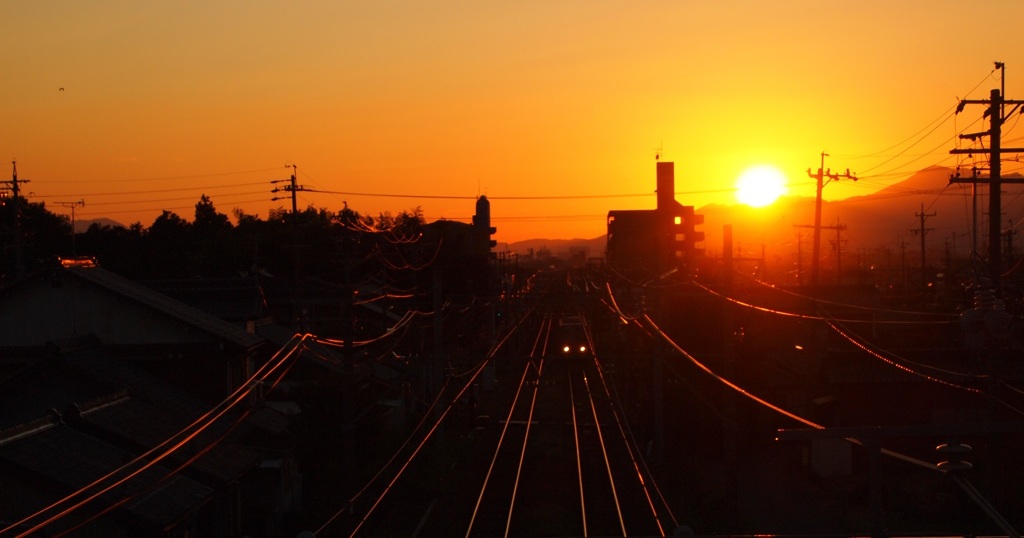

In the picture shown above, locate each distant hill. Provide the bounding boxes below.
[504,236,606,259]
[505,166,1024,272]
[76,218,126,233]
[696,165,1024,272]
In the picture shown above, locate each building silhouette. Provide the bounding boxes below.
[606,161,705,276]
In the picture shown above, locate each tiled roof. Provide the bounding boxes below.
[59,341,212,419]
[0,421,212,528]
[66,266,264,351]
[77,394,261,484]
[142,277,268,321]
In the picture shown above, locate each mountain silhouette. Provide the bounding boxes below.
[699,165,1024,281]
[509,166,1024,280]
[76,217,127,234]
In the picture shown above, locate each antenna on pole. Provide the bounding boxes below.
[271,163,308,215]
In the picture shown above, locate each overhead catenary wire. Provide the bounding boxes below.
[375,237,445,272]
[690,279,956,324]
[638,313,941,472]
[313,374,452,535]
[732,269,958,319]
[4,333,309,537]
[686,274,1012,398]
[589,353,674,534]
[318,306,530,537]
[332,352,493,538]
[51,347,302,537]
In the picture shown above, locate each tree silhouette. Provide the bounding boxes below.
[0,194,486,303]
[194,194,231,234]
[0,197,69,276]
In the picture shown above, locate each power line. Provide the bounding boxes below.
[39,167,284,184]
[37,181,268,199]
[837,69,998,179]
[305,187,735,201]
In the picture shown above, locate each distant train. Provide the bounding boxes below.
[552,315,590,356]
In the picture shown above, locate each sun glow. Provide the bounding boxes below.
[735,165,788,207]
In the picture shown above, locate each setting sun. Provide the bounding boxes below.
[735,165,788,207]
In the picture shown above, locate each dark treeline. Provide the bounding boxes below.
[0,194,490,290]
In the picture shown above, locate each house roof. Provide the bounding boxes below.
[74,392,261,484]
[0,352,110,427]
[58,337,214,419]
[0,415,212,530]
[65,265,264,351]
[141,277,268,322]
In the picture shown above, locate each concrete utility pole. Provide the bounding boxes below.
[1006,219,1016,267]
[950,62,1024,284]
[829,219,848,285]
[57,199,86,258]
[796,231,804,287]
[899,237,908,291]
[795,220,847,286]
[271,164,308,215]
[807,152,856,289]
[912,204,936,291]
[1,161,30,277]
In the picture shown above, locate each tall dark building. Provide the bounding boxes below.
[473,195,497,257]
[606,161,704,275]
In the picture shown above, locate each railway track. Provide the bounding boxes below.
[463,313,669,537]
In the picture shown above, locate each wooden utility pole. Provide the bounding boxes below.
[950,63,1024,284]
[912,204,936,290]
[807,152,856,289]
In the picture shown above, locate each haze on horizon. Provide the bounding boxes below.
[3,1,1024,244]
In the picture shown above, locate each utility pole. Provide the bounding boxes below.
[945,236,953,286]
[1005,219,1016,268]
[271,164,308,325]
[912,204,936,291]
[899,237,908,291]
[796,230,804,287]
[807,152,856,289]
[271,164,308,215]
[796,220,847,286]
[950,62,1024,284]
[1,161,30,277]
[57,199,86,258]
[829,219,848,285]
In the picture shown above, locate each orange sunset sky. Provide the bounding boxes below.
[3,1,1024,244]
